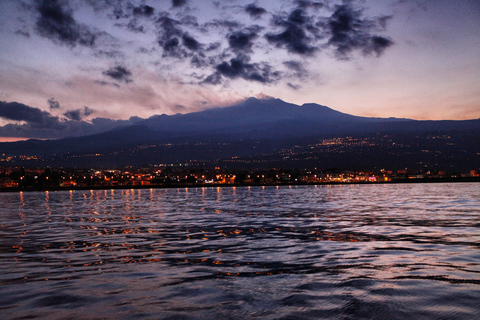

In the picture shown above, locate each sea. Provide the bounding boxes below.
[0,183,479,319]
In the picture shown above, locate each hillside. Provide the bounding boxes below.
[1,98,479,170]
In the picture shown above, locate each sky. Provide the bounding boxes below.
[0,0,479,140]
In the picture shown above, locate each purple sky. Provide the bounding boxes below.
[0,0,479,140]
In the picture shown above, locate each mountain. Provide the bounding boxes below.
[139,97,479,139]
[1,97,479,170]
[139,97,402,138]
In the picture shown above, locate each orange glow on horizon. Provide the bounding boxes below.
[0,137,31,142]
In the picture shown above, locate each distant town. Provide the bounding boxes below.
[1,165,479,191]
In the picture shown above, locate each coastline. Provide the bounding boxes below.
[2,176,479,193]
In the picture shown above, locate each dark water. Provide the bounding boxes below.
[1,183,479,319]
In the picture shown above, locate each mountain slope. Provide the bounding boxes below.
[1,97,479,169]
[140,97,390,135]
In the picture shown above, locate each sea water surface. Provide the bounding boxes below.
[1,183,479,319]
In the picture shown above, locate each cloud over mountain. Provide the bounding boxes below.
[63,106,96,121]
[0,101,135,139]
[49,0,393,87]
[210,57,280,84]
[0,0,477,127]
[0,101,63,129]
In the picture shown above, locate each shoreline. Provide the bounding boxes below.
[2,176,479,193]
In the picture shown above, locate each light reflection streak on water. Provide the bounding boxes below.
[0,183,478,319]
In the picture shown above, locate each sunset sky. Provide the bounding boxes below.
[0,0,479,139]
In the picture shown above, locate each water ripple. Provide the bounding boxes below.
[0,183,479,319]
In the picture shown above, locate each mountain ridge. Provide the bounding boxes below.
[1,97,479,169]
[138,97,412,136]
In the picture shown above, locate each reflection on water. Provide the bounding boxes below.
[1,183,479,319]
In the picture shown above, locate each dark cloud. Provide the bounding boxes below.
[102,65,133,83]
[85,2,157,35]
[133,5,154,16]
[0,101,63,129]
[172,0,187,8]
[260,3,393,59]
[208,56,280,84]
[156,15,203,57]
[56,0,394,89]
[163,37,180,52]
[216,59,245,78]
[369,36,394,56]
[295,1,325,9]
[87,1,153,20]
[288,8,308,25]
[63,106,95,121]
[245,4,267,18]
[0,101,141,139]
[265,8,318,55]
[228,32,256,52]
[48,98,60,110]
[83,106,95,117]
[182,34,200,51]
[327,5,393,58]
[35,0,97,47]
[63,109,82,121]
[156,15,184,56]
[120,5,156,33]
[227,28,261,53]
